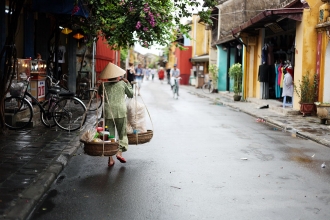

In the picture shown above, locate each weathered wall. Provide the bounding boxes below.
[218,0,297,39]
[191,14,210,56]
[293,0,321,109]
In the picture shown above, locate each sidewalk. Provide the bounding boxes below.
[0,114,95,220]
[181,85,330,148]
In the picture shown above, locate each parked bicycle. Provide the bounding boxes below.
[202,79,213,93]
[5,76,87,131]
[46,74,102,111]
[76,81,102,111]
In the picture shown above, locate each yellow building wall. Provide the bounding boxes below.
[253,31,263,99]
[319,30,328,102]
[166,43,177,69]
[191,15,209,56]
[294,0,321,109]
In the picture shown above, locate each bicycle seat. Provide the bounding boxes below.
[48,87,61,94]
[79,83,88,87]
[59,92,75,97]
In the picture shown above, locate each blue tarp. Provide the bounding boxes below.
[32,0,88,18]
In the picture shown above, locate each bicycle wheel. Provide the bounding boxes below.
[52,97,87,131]
[40,100,58,128]
[173,84,178,99]
[202,83,212,93]
[4,96,33,130]
[80,89,102,111]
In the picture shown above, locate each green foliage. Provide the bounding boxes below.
[209,64,218,89]
[80,0,215,50]
[294,72,318,103]
[120,48,128,63]
[228,63,243,95]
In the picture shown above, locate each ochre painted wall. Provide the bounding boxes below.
[254,30,263,99]
[294,1,321,109]
[166,43,177,69]
[191,14,209,56]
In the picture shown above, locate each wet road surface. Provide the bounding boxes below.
[29,80,330,220]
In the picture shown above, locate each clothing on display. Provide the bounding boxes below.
[53,46,66,63]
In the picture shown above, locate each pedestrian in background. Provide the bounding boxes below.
[135,63,144,95]
[151,68,156,81]
[166,68,171,84]
[145,67,150,80]
[158,67,165,83]
[126,62,135,88]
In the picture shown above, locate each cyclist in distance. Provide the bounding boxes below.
[170,64,181,96]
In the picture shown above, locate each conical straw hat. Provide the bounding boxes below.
[99,62,126,79]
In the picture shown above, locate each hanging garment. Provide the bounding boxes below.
[275,64,281,98]
[267,45,274,65]
[277,65,282,86]
[279,67,284,88]
[258,64,269,82]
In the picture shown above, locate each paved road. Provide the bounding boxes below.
[29,80,330,220]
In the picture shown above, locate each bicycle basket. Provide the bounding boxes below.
[10,82,26,97]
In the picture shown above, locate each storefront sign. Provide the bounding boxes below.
[38,80,45,99]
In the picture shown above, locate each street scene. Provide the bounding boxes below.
[2,0,330,219]
[1,79,330,219]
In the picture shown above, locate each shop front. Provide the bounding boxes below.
[190,55,209,88]
[231,6,307,108]
[213,37,243,93]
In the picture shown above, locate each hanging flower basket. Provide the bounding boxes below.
[127,130,153,145]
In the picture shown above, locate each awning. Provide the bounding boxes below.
[212,35,235,47]
[32,0,89,18]
[191,55,209,63]
[231,8,304,36]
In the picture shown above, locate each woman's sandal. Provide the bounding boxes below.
[116,155,126,163]
[108,158,115,167]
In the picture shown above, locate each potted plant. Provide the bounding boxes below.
[208,64,218,93]
[294,71,317,116]
[314,101,330,124]
[228,63,243,101]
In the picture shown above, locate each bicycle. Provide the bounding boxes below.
[202,80,213,93]
[5,76,87,131]
[76,81,102,111]
[46,74,102,111]
[172,77,181,99]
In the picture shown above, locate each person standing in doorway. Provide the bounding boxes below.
[135,63,144,95]
[170,64,181,95]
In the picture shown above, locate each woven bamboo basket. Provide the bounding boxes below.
[127,130,153,145]
[80,140,119,156]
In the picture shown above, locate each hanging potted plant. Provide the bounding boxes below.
[294,71,318,116]
[228,63,243,101]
